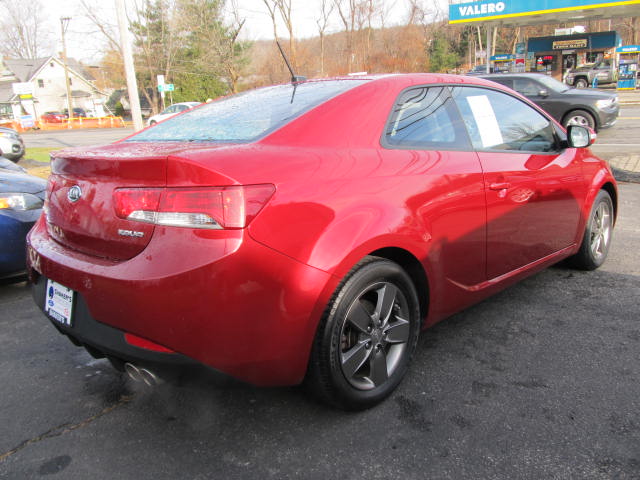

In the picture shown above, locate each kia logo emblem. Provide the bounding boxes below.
[67,185,82,202]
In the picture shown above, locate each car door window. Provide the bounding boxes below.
[383,86,470,150]
[450,86,557,153]
[512,79,541,97]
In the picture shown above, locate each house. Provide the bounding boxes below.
[0,56,109,121]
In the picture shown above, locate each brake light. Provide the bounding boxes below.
[113,185,275,229]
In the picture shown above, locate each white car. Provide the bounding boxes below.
[147,102,201,126]
[0,127,25,162]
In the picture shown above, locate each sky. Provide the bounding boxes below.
[40,0,449,63]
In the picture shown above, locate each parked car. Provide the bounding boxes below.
[466,64,491,75]
[41,111,67,123]
[0,127,25,162]
[147,102,201,126]
[565,60,617,88]
[1,163,46,281]
[63,107,87,118]
[27,74,617,410]
[479,73,619,131]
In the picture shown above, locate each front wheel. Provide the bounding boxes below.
[568,190,614,270]
[575,77,589,89]
[563,109,595,130]
[306,256,421,410]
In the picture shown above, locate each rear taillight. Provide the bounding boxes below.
[113,185,275,229]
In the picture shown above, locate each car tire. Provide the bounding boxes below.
[149,120,156,126]
[306,256,421,410]
[575,78,589,89]
[567,190,614,270]
[563,109,595,130]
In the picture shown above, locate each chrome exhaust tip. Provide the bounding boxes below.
[124,363,162,386]
[124,362,142,382]
[139,368,161,387]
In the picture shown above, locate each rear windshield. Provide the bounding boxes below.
[128,80,368,143]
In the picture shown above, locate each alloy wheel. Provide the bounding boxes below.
[339,282,411,390]
[590,200,612,260]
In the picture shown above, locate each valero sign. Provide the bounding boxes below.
[449,0,640,24]
[456,1,506,17]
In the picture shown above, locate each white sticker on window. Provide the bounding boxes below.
[466,95,503,148]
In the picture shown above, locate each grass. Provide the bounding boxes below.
[24,147,55,163]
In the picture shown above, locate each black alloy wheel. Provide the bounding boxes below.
[568,190,614,270]
[307,256,421,410]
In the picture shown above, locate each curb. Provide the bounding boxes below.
[611,166,640,184]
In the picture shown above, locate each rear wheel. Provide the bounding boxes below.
[563,109,595,130]
[149,120,157,126]
[575,77,589,89]
[306,256,420,410]
[568,190,613,270]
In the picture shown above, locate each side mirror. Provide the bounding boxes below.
[538,89,549,97]
[567,125,595,148]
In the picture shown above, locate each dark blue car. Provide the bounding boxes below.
[1,160,46,280]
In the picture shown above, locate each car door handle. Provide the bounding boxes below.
[489,182,511,190]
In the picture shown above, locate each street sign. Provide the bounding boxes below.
[157,84,164,92]
[165,84,174,92]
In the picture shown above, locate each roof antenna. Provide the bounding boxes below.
[276,40,306,84]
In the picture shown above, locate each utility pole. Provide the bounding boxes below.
[115,0,144,131]
[60,17,74,123]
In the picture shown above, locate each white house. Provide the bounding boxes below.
[0,56,109,120]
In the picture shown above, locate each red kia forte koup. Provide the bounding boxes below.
[27,74,616,410]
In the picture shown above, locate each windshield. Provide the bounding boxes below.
[535,75,569,93]
[128,80,368,143]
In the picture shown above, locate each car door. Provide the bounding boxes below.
[382,85,488,316]
[450,86,585,279]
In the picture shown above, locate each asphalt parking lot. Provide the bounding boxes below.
[1,175,639,478]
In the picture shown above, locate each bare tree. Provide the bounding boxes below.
[263,0,297,68]
[79,0,122,54]
[316,0,334,76]
[0,0,52,59]
[215,0,248,93]
[334,0,358,72]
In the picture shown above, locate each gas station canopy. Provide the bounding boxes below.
[449,0,640,26]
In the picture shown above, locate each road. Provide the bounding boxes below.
[1,183,639,479]
[21,128,135,149]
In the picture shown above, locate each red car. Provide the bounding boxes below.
[27,74,616,410]
[40,111,67,123]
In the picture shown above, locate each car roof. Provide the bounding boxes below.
[303,73,511,92]
[477,73,549,80]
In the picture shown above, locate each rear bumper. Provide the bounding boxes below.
[32,275,201,375]
[0,137,25,160]
[27,216,335,386]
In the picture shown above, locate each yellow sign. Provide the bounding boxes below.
[552,39,588,50]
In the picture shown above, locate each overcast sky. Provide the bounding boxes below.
[40,0,448,63]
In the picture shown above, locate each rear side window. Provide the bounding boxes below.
[129,80,368,143]
[383,86,470,150]
[450,86,557,153]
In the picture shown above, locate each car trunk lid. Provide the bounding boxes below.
[46,143,190,260]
